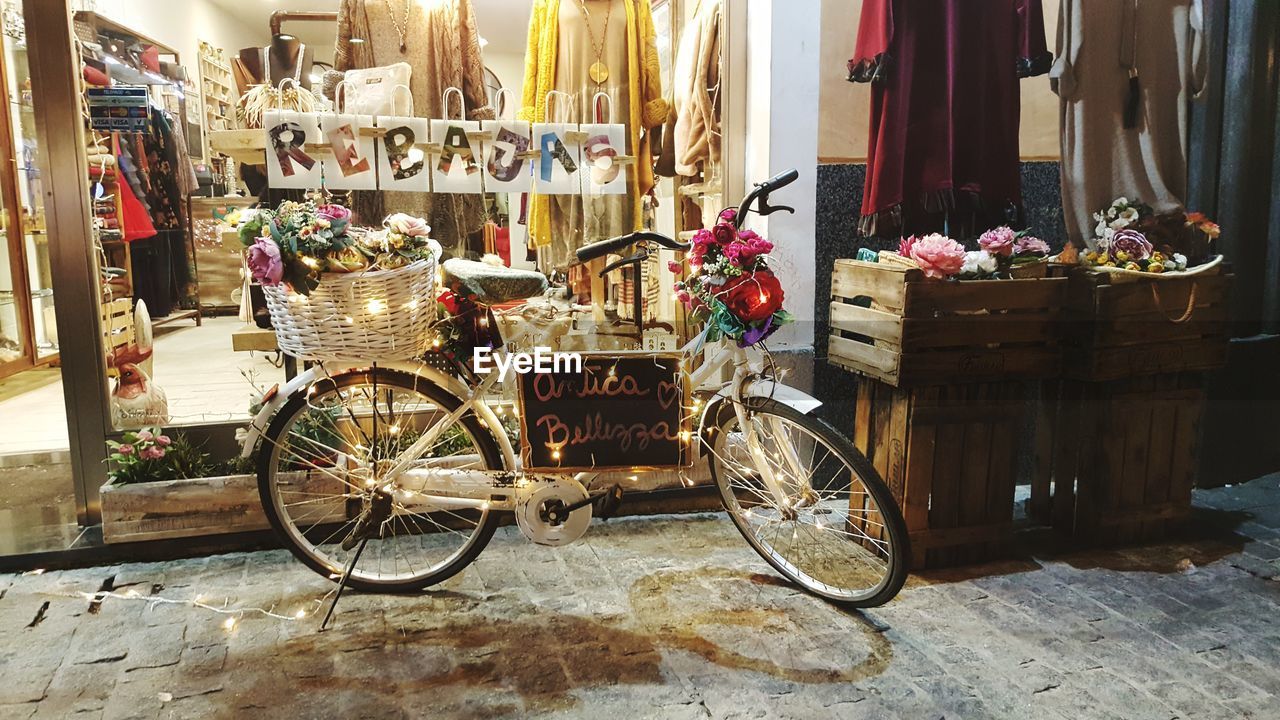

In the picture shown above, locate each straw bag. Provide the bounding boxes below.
[262,258,437,362]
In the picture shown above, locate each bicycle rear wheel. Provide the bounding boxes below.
[257,367,506,593]
[706,397,909,606]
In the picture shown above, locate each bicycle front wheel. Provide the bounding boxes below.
[706,397,909,606]
[257,367,506,593]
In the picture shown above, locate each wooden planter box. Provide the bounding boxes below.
[829,259,1068,388]
[1031,373,1205,544]
[1060,266,1232,381]
[853,376,1027,569]
[99,470,342,544]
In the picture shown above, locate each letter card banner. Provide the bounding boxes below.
[375,116,431,192]
[263,110,323,189]
[531,122,581,195]
[319,113,378,190]
[429,118,484,194]
[516,352,689,471]
[481,119,533,193]
[579,123,628,196]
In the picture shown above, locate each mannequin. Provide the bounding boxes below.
[238,35,315,89]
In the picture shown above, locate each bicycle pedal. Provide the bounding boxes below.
[592,484,624,521]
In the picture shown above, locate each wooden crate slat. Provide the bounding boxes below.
[901,315,1059,350]
[1068,339,1228,381]
[830,335,899,377]
[897,346,1062,383]
[909,522,1011,550]
[903,277,1068,316]
[1091,317,1229,349]
[831,259,912,311]
[1094,274,1231,317]
[829,301,903,344]
[1141,375,1179,541]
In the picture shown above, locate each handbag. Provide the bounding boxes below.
[236,46,319,129]
[342,63,413,116]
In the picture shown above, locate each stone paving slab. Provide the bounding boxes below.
[1,475,1279,719]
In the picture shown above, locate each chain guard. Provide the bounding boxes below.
[515,476,591,546]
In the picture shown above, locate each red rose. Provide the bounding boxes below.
[438,290,460,315]
[716,270,785,323]
[711,222,736,246]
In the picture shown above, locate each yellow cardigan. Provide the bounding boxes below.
[518,0,669,249]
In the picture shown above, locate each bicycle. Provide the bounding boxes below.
[243,169,909,617]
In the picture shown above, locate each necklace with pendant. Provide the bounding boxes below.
[384,0,411,52]
[574,0,612,85]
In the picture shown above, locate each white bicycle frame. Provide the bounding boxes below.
[243,303,822,518]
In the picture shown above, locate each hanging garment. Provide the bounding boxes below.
[848,0,1051,238]
[1053,0,1208,248]
[336,0,493,253]
[672,0,721,177]
[520,0,668,253]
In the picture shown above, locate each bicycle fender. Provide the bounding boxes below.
[238,364,518,473]
[698,380,823,429]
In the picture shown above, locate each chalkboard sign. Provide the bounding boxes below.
[517,352,690,471]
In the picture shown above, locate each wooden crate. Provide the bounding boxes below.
[829,259,1068,387]
[1030,373,1205,544]
[99,471,339,543]
[1061,267,1232,381]
[853,376,1026,569]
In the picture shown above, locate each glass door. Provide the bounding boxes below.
[0,4,53,379]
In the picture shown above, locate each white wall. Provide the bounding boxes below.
[743,0,821,349]
[88,0,266,72]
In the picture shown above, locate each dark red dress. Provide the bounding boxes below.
[849,0,1052,238]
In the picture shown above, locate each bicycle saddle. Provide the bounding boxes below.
[441,258,549,304]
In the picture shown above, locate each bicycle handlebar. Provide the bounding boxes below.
[576,231,689,264]
[574,168,801,263]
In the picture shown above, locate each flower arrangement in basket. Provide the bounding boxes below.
[672,209,792,346]
[230,200,441,362]
[1060,197,1222,277]
[890,226,1053,280]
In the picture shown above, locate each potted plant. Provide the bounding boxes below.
[98,428,270,543]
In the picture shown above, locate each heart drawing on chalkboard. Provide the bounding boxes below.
[657,379,681,411]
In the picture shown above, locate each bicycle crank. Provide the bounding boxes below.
[514,476,592,546]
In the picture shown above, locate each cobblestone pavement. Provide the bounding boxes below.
[2,474,1279,720]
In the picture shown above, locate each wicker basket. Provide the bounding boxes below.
[262,258,437,362]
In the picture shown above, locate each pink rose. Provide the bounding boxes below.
[315,204,351,223]
[718,208,738,224]
[710,223,736,247]
[136,430,154,442]
[141,446,165,460]
[1108,229,1152,260]
[899,235,918,258]
[978,226,1017,257]
[385,213,431,238]
[1015,236,1050,256]
[156,435,172,447]
[667,260,683,274]
[247,236,284,286]
[117,444,135,456]
[909,233,966,279]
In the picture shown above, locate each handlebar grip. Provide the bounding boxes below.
[576,233,644,263]
[759,169,799,193]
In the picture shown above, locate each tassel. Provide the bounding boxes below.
[1124,71,1140,129]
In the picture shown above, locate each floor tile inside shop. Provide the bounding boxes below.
[1,472,1278,719]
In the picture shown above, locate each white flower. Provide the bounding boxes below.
[1095,220,1109,237]
[1119,207,1139,223]
[959,250,998,278]
[426,238,443,261]
[1100,227,1117,243]
[1114,197,1130,207]
[701,275,727,287]
[1164,260,1177,271]
[1173,253,1187,270]
[1110,217,1131,230]
[1093,211,1106,222]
